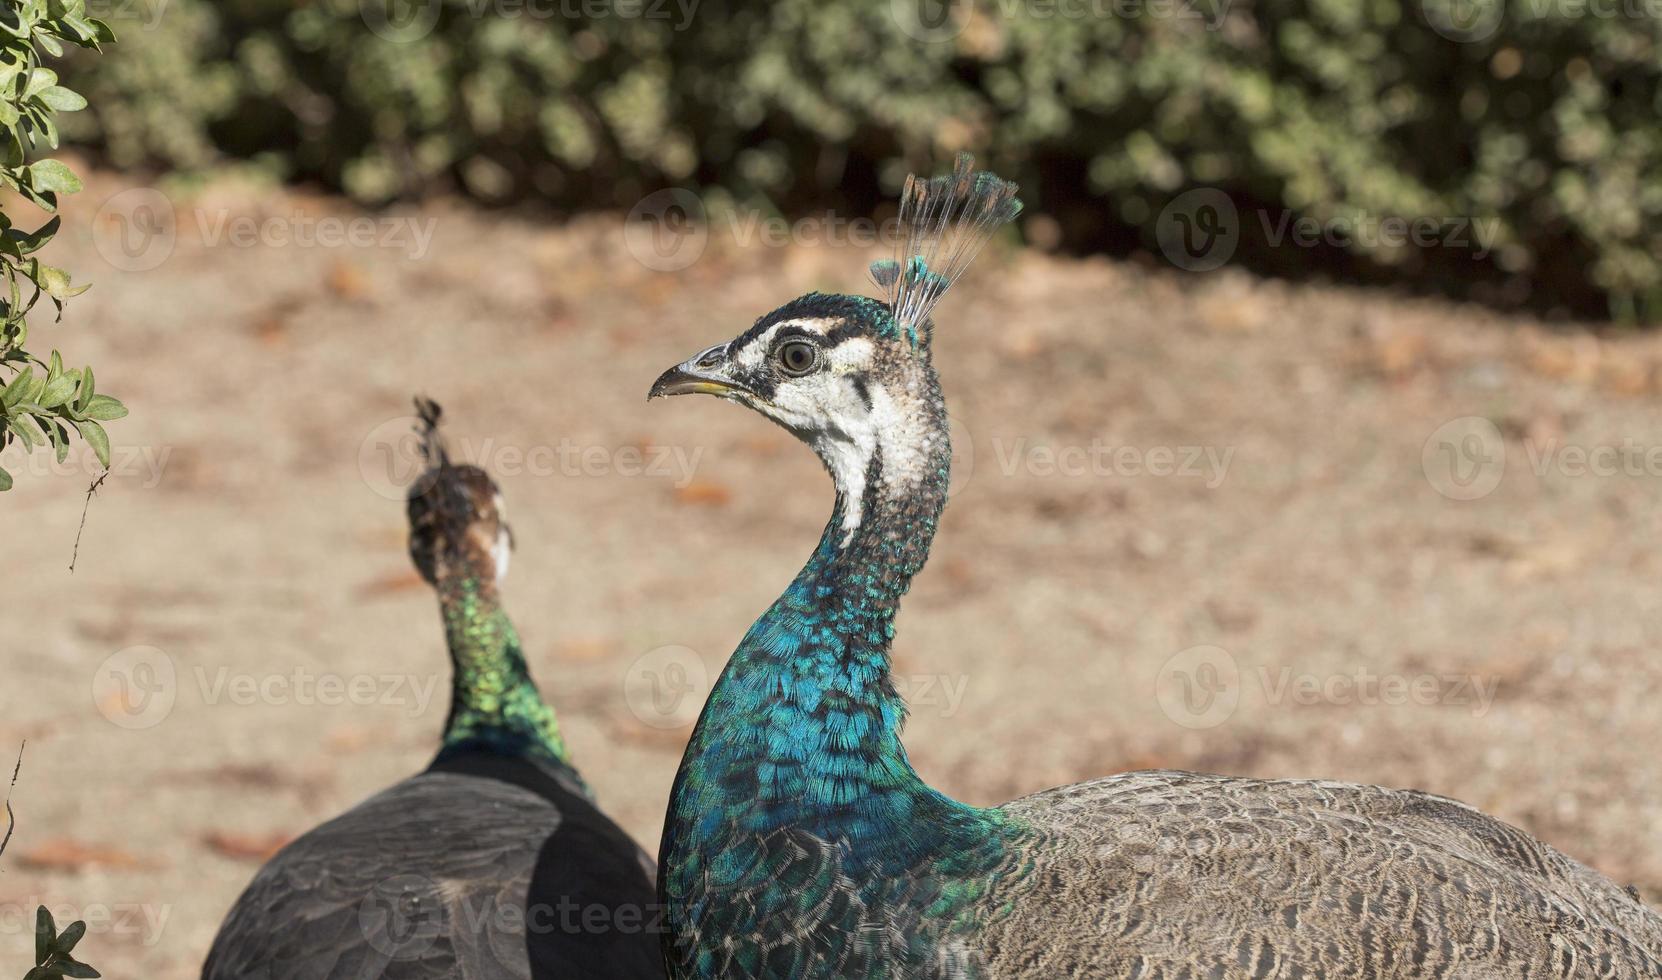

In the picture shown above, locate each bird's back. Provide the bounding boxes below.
[203,754,662,980]
[980,770,1662,978]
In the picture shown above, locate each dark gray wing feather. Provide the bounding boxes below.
[203,771,559,980]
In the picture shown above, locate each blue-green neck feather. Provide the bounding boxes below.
[662,393,1022,975]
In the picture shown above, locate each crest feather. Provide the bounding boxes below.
[869,153,1022,347]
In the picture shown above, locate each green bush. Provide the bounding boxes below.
[57,0,1662,320]
[0,0,124,492]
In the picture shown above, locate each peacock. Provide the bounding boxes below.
[202,398,664,980]
[647,155,1662,978]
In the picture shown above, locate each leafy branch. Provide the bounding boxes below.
[23,910,97,980]
[0,0,122,492]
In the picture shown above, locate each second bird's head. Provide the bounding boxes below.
[406,397,513,589]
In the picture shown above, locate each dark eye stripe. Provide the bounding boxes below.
[850,376,872,411]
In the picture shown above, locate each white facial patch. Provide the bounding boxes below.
[490,492,511,581]
[737,327,939,549]
[493,526,511,581]
[731,318,842,371]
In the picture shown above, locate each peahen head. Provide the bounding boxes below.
[649,155,1020,543]
[406,397,513,588]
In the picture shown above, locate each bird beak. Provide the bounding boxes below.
[649,345,749,400]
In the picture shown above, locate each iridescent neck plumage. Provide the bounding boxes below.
[672,392,990,859]
[436,576,571,768]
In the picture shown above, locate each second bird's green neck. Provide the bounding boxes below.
[435,576,572,770]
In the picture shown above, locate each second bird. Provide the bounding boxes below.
[203,399,664,980]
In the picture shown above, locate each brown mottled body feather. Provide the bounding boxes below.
[976,772,1662,978]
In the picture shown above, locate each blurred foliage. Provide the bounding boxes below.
[54,0,1662,320]
[0,0,124,492]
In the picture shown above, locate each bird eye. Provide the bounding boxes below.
[776,340,820,377]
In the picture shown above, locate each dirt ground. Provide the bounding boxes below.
[2,172,1660,977]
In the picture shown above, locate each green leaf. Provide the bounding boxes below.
[81,394,124,421]
[18,182,58,212]
[26,160,80,195]
[0,462,11,491]
[34,263,70,298]
[59,959,101,979]
[36,371,72,407]
[35,906,56,964]
[53,919,87,955]
[1,130,24,168]
[21,966,56,980]
[75,418,107,467]
[36,32,61,57]
[3,365,33,407]
[8,215,61,254]
[9,415,41,448]
[36,85,85,111]
[23,66,57,98]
